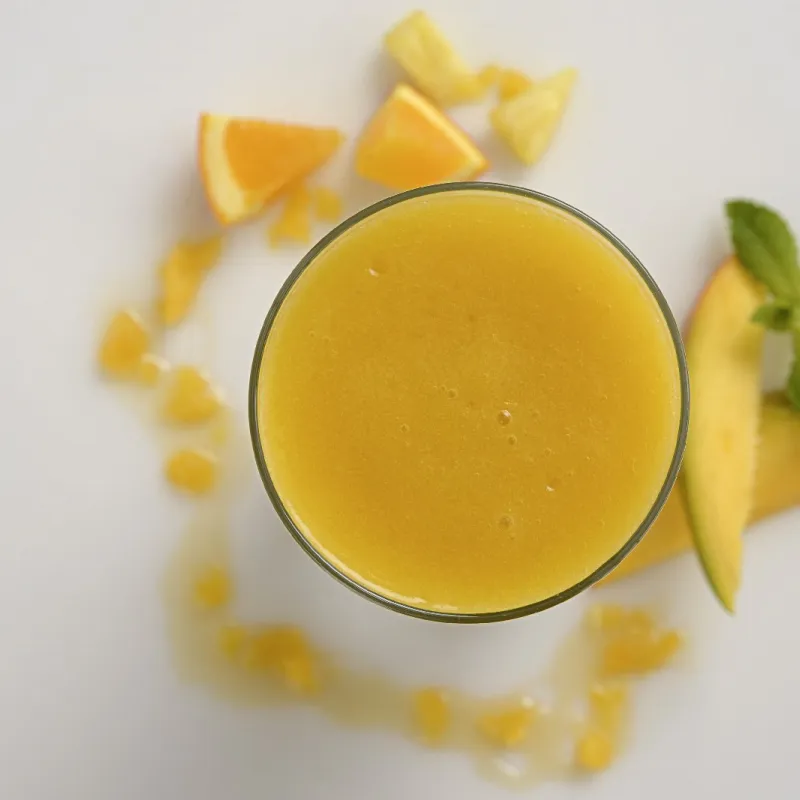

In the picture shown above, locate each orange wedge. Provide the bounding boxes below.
[198,114,344,225]
[356,83,487,191]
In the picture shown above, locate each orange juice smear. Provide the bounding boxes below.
[257,188,682,614]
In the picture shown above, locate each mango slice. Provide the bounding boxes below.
[683,258,766,611]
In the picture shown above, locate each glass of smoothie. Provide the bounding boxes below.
[249,183,689,622]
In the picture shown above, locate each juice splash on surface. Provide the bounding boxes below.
[257,188,683,614]
[163,505,682,788]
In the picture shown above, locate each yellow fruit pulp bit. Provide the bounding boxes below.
[588,682,629,735]
[575,728,615,772]
[601,630,683,676]
[165,448,218,495]
[313,186,344,223]
[586,604,655,636]
[413,688,450,745]
[218,624,249,660]
[384,11,485,106]
[268,183,312,247]
[135,353,168,386]
[157,235,223,326]
[193,565,231,610]
[98,310,150,378]
[478,63,502,91]
[498,68,534,101]
[246,626,320,696]
[477,702,537,748]
[162,366,222,425]
[490,68,577,165]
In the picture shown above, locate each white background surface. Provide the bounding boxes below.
[2,0,800,797]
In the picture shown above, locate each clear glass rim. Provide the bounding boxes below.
[248,182,690,624]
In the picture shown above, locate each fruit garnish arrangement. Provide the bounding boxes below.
[95,8,800,788]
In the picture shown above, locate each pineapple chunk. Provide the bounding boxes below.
[498,68,534,101]
[413,688,451,745]
[384,11,484,106]
[490,68,577,165]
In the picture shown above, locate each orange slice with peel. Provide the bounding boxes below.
[356,83,487,191]
[198,114,344,225]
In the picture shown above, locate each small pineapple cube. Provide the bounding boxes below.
[384,11,484,106]
[490,68,577,165]
[498,68,534,101]
[477,701,537,748]
[98,310,150,378]
[165,448,218,495]
[162,366,222,425]
[575,729,615,772]
[193,565,231,610]
[413,688,450,745]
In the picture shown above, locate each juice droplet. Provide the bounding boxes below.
[498,410,512,426]
[447,387,459,399]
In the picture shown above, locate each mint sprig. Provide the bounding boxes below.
[727,199,800,409]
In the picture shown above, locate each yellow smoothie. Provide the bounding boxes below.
[255,188,683,615]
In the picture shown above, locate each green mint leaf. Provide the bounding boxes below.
[752,300,797,331]
[726,199,800,301]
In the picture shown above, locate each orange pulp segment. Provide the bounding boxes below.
[356,83,487,191]
[268,183,312,247]
[198,114,344,225]
[157,235,223,326]
[312,186,343,223]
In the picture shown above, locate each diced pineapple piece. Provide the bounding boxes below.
[490,68,577,165]
[193,565,231,610]
[384,11,484,106]
[601,630,683,676]
[498,68,534,101]
[135,353,168,386]
[98,310,150,378]
[477,701,537,748]
[165,448,218,495]
[246,626,320,695]
[413,688,450,745]
[575,729,615,772]
[162,366,223,425]
[478,63,502,91]
[586,604,655,636]
[588,682,629,735]
[218,624,249,660]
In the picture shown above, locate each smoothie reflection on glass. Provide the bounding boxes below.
[249,183,689,622]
